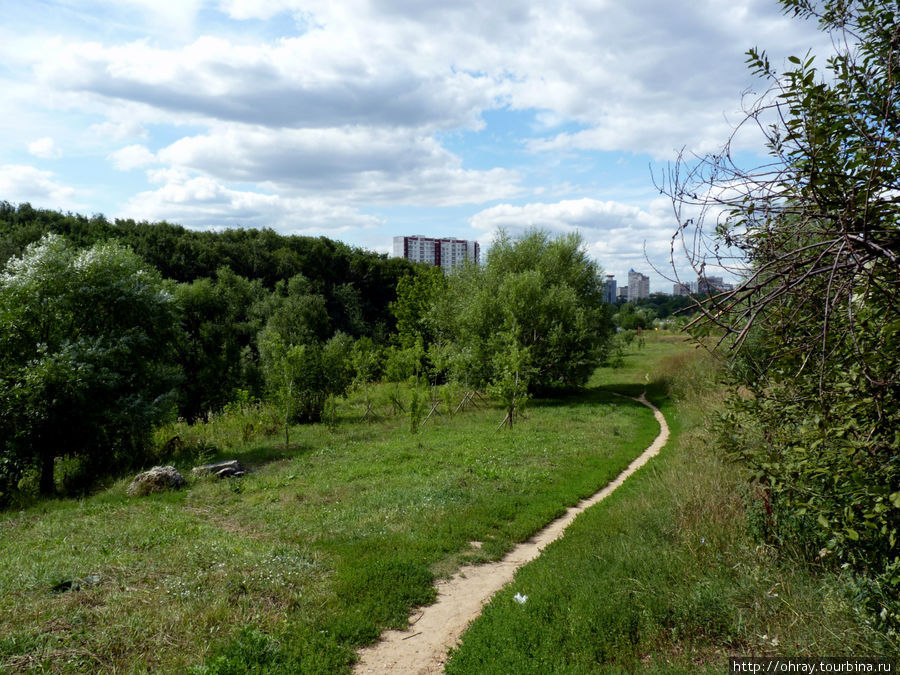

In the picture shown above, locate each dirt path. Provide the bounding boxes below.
[354,393,670,674]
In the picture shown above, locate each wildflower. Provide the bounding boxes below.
[513,592,528,604]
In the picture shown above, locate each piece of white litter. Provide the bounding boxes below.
[513,593,528,605]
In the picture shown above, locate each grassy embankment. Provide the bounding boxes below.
[445,337,894,673]
[0,340,680,672]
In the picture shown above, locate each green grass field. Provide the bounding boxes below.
[445,338,892,673]
[6,333,884,673]
[0,339,678,673]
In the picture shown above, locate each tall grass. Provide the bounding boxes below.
[446,340,892,673]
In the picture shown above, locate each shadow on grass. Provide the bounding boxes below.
[204,441,312,469]
[592,381,669,400]
[529,383,666,410]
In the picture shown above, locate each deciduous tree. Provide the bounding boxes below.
[665,0,900,628]
[0,236,180,498]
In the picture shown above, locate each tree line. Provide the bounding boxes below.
[0,210,613,503]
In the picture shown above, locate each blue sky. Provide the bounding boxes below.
[0,0,825,291]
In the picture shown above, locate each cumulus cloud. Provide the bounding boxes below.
[108,144,157,171]
[0,164,83,210]
[469,197,693,289]
[34,35,492,131]
[27,137,62,159]
[28,0,825,160]
[87,119,148,141]
[122,173,382,233]
[483,0,824,157]
[153,124,522,205]
[217,0,301,21]
[3,0,830,273]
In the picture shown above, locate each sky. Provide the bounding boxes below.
[0,0,827,292]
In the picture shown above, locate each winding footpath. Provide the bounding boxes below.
[354,393,669,674]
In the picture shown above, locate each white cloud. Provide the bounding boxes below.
[2,0,832,278]
[218,0,301,21]
[153,124,522,205]
[87,119,148,141]
[469,197,693,289]
[27,137,62,159]
[27,0,825,161]
[117,0,203,31]
[108,145,157,171]
[122,173,382,233]
[34,34,492,131]
[470,198,666,234]
[0,164,83,210]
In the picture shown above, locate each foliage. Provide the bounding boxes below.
[0,201,418,343]
[383,339,426,383]
[351,336,383,385]
[436,229,614,393]
[487,332,531,430]
[391,264,447,350]
[665,0,900,631]
[259,330,354,431]
[614,302,656,330]
[172,268,266,420]
[632,293,695,319]
[0,235,180,499]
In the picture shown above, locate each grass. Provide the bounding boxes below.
[0,340,686,673]
[444,337,893,673]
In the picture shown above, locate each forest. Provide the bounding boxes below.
[0,210,612,504]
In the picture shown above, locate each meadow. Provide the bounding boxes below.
[0,338,671,673]
[3,333,889,672]
[446,339,892,672]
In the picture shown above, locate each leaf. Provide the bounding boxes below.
[846,528,859,541]
[817,514,830,529]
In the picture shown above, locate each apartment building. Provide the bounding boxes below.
[392,235,480,272]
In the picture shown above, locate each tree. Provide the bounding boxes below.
[665,0,899,627]
[0,235,180,499]
[488,330,531,429]
[391,264,447,350]
[258,316,354,429]
[614,303,655,330]
[258,333,307,447]
[172,268,265,420]
[439,230,613,393]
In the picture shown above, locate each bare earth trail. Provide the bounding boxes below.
[354,393,670,674]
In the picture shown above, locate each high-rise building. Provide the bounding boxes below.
[392,235,480,272]
[627,269,650,302]
[673,282,691,296]
[697,275,724,295]
[603,274,617,304]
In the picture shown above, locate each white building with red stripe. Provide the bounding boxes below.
[392,235,480,272]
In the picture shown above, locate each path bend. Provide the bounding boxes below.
[354,393,670,674]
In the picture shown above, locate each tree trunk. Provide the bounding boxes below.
[39,452,55,495]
